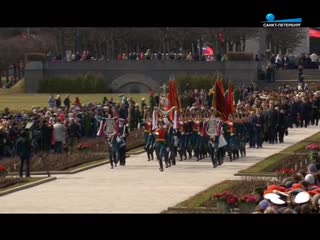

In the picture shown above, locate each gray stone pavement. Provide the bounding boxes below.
[0,125,318,213]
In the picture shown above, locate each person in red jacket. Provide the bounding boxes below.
[73,97,81,107]
[154,120,167,171]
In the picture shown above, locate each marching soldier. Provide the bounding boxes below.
[154,120,168,172]
[144,114,155,161]
[205,111,224,167]
[204,114,217,167]
[224,116,234,161]
[192,114,202,161]
[200,114,209,160]
[186,116,193,159]
[165,123,176,166]
[177,114,187,161]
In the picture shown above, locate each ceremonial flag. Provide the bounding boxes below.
[214,79,227,120]
[226,81,234,117]
[167,75,181,121]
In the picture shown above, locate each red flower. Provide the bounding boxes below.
[306,144,320,151]
[213,191,239,205]
[240,194,258,203]
[226,196,238,205]
[276,168,296,176]
[0,165,7,172]
[77,143,90,150]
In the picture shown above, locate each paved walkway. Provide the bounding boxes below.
[0,126,319,213]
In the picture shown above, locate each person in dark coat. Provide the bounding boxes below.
[118,103,128,120]
[252,109,264,148]
[40,119,53,153]
[68,118,81,154]
[278,108,288,143]
[118,119,129,166]
[55,95,62,108]
[312,94,320,126]
[289,97,301,128]
[264,103,278,144]
[300,97,312,128]
[63,95,71,113]
[16,131,32,177]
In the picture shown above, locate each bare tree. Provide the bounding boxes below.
[266,28,305,55]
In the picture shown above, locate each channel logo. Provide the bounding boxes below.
[262,13,302,27]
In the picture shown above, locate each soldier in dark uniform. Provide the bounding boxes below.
[192,114,202,161]
[165,124,175,166]
[227,116,240,161]
[200,114,209,159]
[144,115,155,161]
[186,117,194,159]
[177,114,187,161]
[224,116,234,161]
[205,113,219,168]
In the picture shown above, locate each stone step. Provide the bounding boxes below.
[276,69,320,80]
[276,79,320,82]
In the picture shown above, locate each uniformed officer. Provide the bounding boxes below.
[144,115,155,161]
[154,120,168,172]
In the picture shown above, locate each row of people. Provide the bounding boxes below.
[143,111,250,171]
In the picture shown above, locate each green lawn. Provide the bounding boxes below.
[0,93,148,112]
[238,153,291,174]
[237,131,320,176]
[0,79,149,112]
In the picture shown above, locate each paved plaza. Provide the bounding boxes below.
[0,126,319,213]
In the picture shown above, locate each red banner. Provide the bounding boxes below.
[310,28,320,39]
[214,79,227,120]
[167,79,181,121]
[226,81,234,117]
